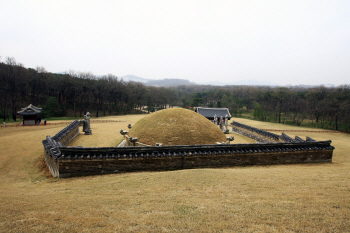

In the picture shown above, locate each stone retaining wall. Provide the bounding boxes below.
[42,120,80,177]
[231,121,281,142]
[231,125,279,143]
[57,141,334,177]
[43,120,335,178]
[58,149,333,177]
[52,120,80,146]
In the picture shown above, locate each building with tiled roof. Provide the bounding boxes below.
[196,107,231,121]
[17,104,42,125]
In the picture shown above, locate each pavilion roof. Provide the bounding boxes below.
[17,104,42,116]
[196,107,231,120]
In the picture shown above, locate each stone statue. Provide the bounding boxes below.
[225,114,229,132]
[128,136,138,146]
[83,112,92,135]
[220,116,224,130]
[226,136,234,144]
[214,114,218,125]
[120,129,128,138]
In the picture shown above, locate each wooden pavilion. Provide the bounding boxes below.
[196,107,231,123]
[17,104,42,125]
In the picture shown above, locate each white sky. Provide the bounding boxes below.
[1,0,350,85]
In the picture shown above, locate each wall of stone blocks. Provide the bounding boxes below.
[57,149,333,177]
[43,120,81,177]
[44,149,60,177]
[58,125,80,146]
[231,126,280,143]
[43,119,335,178]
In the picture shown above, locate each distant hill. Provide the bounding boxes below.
[122,75,280,87]
[146,79,196,87]
[121,75,152,83]
[121,75,196,87]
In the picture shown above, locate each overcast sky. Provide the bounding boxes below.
[1,1,350,85]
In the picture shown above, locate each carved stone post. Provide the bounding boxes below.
[214,114,218,125]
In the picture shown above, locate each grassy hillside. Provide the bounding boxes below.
[0,115,349,232]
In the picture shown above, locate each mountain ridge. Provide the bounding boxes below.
[121,75,280,87]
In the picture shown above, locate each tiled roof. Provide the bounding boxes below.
[17,104,42,115]
[196,107,231,120]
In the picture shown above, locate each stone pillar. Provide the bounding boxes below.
[214,114,218,125]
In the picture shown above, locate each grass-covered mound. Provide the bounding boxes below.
[128,108,227,146]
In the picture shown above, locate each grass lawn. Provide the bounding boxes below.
[0,114,349,232]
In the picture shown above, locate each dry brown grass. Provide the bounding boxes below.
[128,108,227,145]
[0,114,349,232]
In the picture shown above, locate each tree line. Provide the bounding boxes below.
[1,56,349,132]
[0,57,176,121]
[173,84,350,132]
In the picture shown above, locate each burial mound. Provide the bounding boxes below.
[127,108,227,146]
